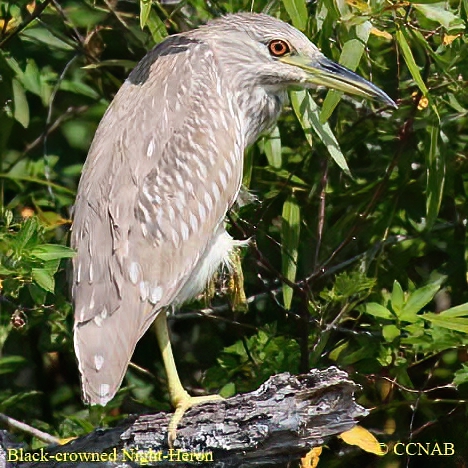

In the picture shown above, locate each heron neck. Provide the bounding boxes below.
[235,86,286,147]
[199,33,287,146]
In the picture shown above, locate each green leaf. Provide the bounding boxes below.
[29,283,47,304]
[263,166,308,187]
[320,94,341,126]
[321,22,372,121]
[422,314,468,334]
[22,28,74,51]
[140,0,152,29]
[281,195,301,309]
[263,125,282,169]
[462,0,468,26]
[0,391,41,411]
[30,244,76,261]
[12,79,29,128]
[413,3,465,31]
[0,356,28,375]
[340,346,372,366]
[435,302,468,318]
[20,60,42,97]
[219,382,236,398]
[383,324,400,342]
[243,147,254,187]
[290,90,351,176]
[395,28,429,97]
[59,80,100,99]
[290,90,313,147]
[420,301,468,333]
[282,0,308,30]
[0,266,15,275]
[146,10,168,43]
[425,124,445,230]
[15,217,39,251]
[64,416,96,434]
[395,29,440,118]
[320,271,375,302]
[365,302,394,319]
[391,280,405,314]
[453,365,468,387]
[32,268,55,293]
[399,280,444,320]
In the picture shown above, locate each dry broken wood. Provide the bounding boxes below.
[1,367,367,468]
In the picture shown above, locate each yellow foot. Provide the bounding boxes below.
[168,392,224,447]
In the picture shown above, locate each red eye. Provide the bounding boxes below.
[268,40,290,57]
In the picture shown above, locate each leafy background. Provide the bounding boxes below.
[1,0,468,466]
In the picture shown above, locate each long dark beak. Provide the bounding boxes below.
[280,54,396,108]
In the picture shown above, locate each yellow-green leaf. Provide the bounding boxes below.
[290,90,313,147]
[264,126,282,169]
[12,79,29,128]
[420,301,468,332]
[140,0,152,29]
[219,382,236,398]
[391,280,405,314]
[396,28,440,119]
[32,268,55,293]
[282,0,308,30]
[365,302,393,319]
[399,280,443,319]
[290,90,351,176]
[30,244,76,261]
[413,3,465,32]
[396,28,428,96]
[422,314,468,334]
[281,195,301,309]
[433,302,468,318]
[383,324,400,342]
[146,10,168,43]
[321,22,372,122]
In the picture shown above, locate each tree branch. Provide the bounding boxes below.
[0,368,367,468]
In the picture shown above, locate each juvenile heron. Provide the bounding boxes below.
[72,12,394,436]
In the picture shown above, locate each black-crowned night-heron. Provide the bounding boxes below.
[72,12,394,439]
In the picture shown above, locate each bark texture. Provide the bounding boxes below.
[0,367,367,468]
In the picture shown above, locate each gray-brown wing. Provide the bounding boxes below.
[71,35,244,405]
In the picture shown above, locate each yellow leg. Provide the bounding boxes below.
[154,313,223,446]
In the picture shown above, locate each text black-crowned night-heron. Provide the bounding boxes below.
[72,12,394,439]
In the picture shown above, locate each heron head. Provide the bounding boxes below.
[204,13,395,108]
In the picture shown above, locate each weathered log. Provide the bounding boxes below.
[1,367,367,468]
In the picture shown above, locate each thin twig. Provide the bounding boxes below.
[377,376,457,395]
[51,0,85,46]
[410,405,461,438]
[128,361,156,379]
[0,413,60,445]
[175,231,432,321]
[306,101,418,284]
[42,55,81,202]
[4,105,89,174]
